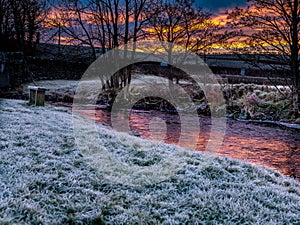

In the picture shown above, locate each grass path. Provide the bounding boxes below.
[0,99,299,224]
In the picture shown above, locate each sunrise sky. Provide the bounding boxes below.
[43,0,259,51]
[196,0,247,12]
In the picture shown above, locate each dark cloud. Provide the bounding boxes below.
[195,0,247,12]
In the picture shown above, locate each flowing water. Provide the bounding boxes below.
[73,105,300,180]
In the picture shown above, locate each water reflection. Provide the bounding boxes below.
[75,107,300,180]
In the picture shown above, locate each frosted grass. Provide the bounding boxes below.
[0,99,299,224]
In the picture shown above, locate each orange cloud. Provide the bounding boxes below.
[211,14,228,26]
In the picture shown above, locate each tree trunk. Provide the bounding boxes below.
[291,0,300,113]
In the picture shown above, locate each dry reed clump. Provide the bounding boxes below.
[223,84,295,121]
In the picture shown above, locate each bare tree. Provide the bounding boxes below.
[147,0,195,56]
[0,0,14,50]
[227,0,300,113]
[146,0,235,86]
[51,0,98,59]
[0,0,45,53]
[89,0,109,53]
[147,0,234,54]
[50,0,149,87]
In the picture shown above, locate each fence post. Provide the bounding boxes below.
[28,86,47,106]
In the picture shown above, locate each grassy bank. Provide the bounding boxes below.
[0,99,299,224]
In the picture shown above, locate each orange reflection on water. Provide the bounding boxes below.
[220,135,299,177]
[73,107,300,180]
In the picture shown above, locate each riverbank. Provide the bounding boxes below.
[0,98,299,224]
[20,79,300,124]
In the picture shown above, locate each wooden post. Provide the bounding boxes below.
[28,86,47,106]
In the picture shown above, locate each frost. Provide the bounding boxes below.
[0,99,299,224]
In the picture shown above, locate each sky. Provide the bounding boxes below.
[50,0,248,13]
[196,0,247,12]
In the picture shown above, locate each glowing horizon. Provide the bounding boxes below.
[41,4,294,54]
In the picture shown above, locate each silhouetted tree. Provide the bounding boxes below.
[0,0,46,53]
[52,0,149,87]
[146,0,235,85]
[228,0,300,113]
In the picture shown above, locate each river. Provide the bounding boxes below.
[72,105,300,180]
